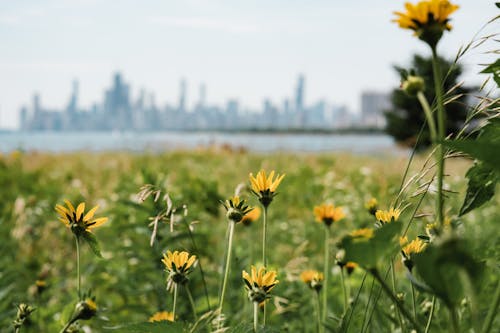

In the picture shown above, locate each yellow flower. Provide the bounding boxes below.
[375,208,401,223]
[73,297,97,321]
[399,236,409,246]
[249,170,285,207]
[162,250,197,285]
[55,200,108,235]
[393,0,459,47]
[350,228,374,239]
[345,262,358,275]
[241,206,261,226]
[313,203,345,226]
[149,311,174,322]
[365,198,378,215]
[242,266,279,303]
[402,238,427,258]
[300,270,324,291]
[221,195,254,223]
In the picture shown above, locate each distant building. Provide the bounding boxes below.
[360,91,390,128]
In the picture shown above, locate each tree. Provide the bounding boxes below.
[385,54,472,149]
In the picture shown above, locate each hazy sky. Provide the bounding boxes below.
[0,0,498,128]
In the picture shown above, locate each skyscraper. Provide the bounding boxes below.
[360,91,390,128]
[179,79,187,112]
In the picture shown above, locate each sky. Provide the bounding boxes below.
[0,0,498,129]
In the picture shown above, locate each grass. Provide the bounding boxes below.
[0,148,498,332]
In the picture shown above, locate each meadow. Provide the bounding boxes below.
[1,148,498,332]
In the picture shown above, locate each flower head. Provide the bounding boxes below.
[365,198,378,216]
[162,250,197,286]
[73,298,97,321]
[242,266,279,303]
[345,262,358,275]
[149,311,174,322]
[314,203,345,227]
[55,200,108,236]
[300,270,324,291]
[241,206,261,226]
[375,208,401,224]
[221,196,254,223]
[350,228,374,239]
[249,170,285,207]
[401,238,427,270]
[393,0,459,47]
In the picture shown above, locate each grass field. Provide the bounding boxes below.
[1,148,498,332]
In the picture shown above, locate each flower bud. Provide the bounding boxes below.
[401,75,425,96]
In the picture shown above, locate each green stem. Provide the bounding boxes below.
[431,47,446,229]
[172,283,178,320]
[314,290,322,333]
[186,285,198,320]
[322,226,330,329]
[425,296,436,333]
[448,305,460,333]
[361,275,376,333]
[390,261,405,331]
[481,279,500,333]
[417,91,438,142]
[59,317,77,333]
[340,268,348,315]
[14,327,20,333]
[411,283,417,322]
[253,302,259,333]
[262,205,268,325]
[219,221,235,311]
[75,235,81,300]
[370,268,423,333]
[262,205,268,266]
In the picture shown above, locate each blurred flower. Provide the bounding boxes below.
[249,170,285,207]
[241,206,261,226]
[365,198,378,216]
[401,75,425,96]
[402,238,427,270]
[12,303,36,330]
[400,236,409,246]
[393,0,459,47]
[73,297,97,321]
[313,203,345,227]
[162,250,197,286]
[55,200,108,235]
[345,262,358,275]
[350,228,374,239]
[221,196,254,223]
[242,266,279,303]
[149,311,174,322]
[375,208,401,224]
[300,270,324,291]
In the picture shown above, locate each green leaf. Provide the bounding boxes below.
[340,222,402,269]
[459,162,498,216]
[81,231,103,258]
[104,322,184,333]
[412,236,484,306]
[480,58,500,86]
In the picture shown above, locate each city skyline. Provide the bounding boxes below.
[1,0,497,129]
[20,71,388,131]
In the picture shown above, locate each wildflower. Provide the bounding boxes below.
[350,228,374,239]
[345,262,358,275]
[249,170,285,207]
[162,250,197,286]
[375,207,401,224]
[300,270,324,292]
[241,206,261,226]
[73,298,97,321]
[55,200,108,236]
[313,203,345,227]
[35,280,47,294]
[393,0,459,47]
[401,238,427,270]
[365,198,378,216]
[12,303,36,330]
[221,196,253,223]
[401,75,425,96]
[242,266,279,303]
[149,311,174,322]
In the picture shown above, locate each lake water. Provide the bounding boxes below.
[0,131,406,154]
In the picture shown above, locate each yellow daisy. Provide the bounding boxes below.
[314,203,345,226]
[249,169,285,207]
[55,200,108,235]
[242,266,279,303]
[149,311,174,322]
